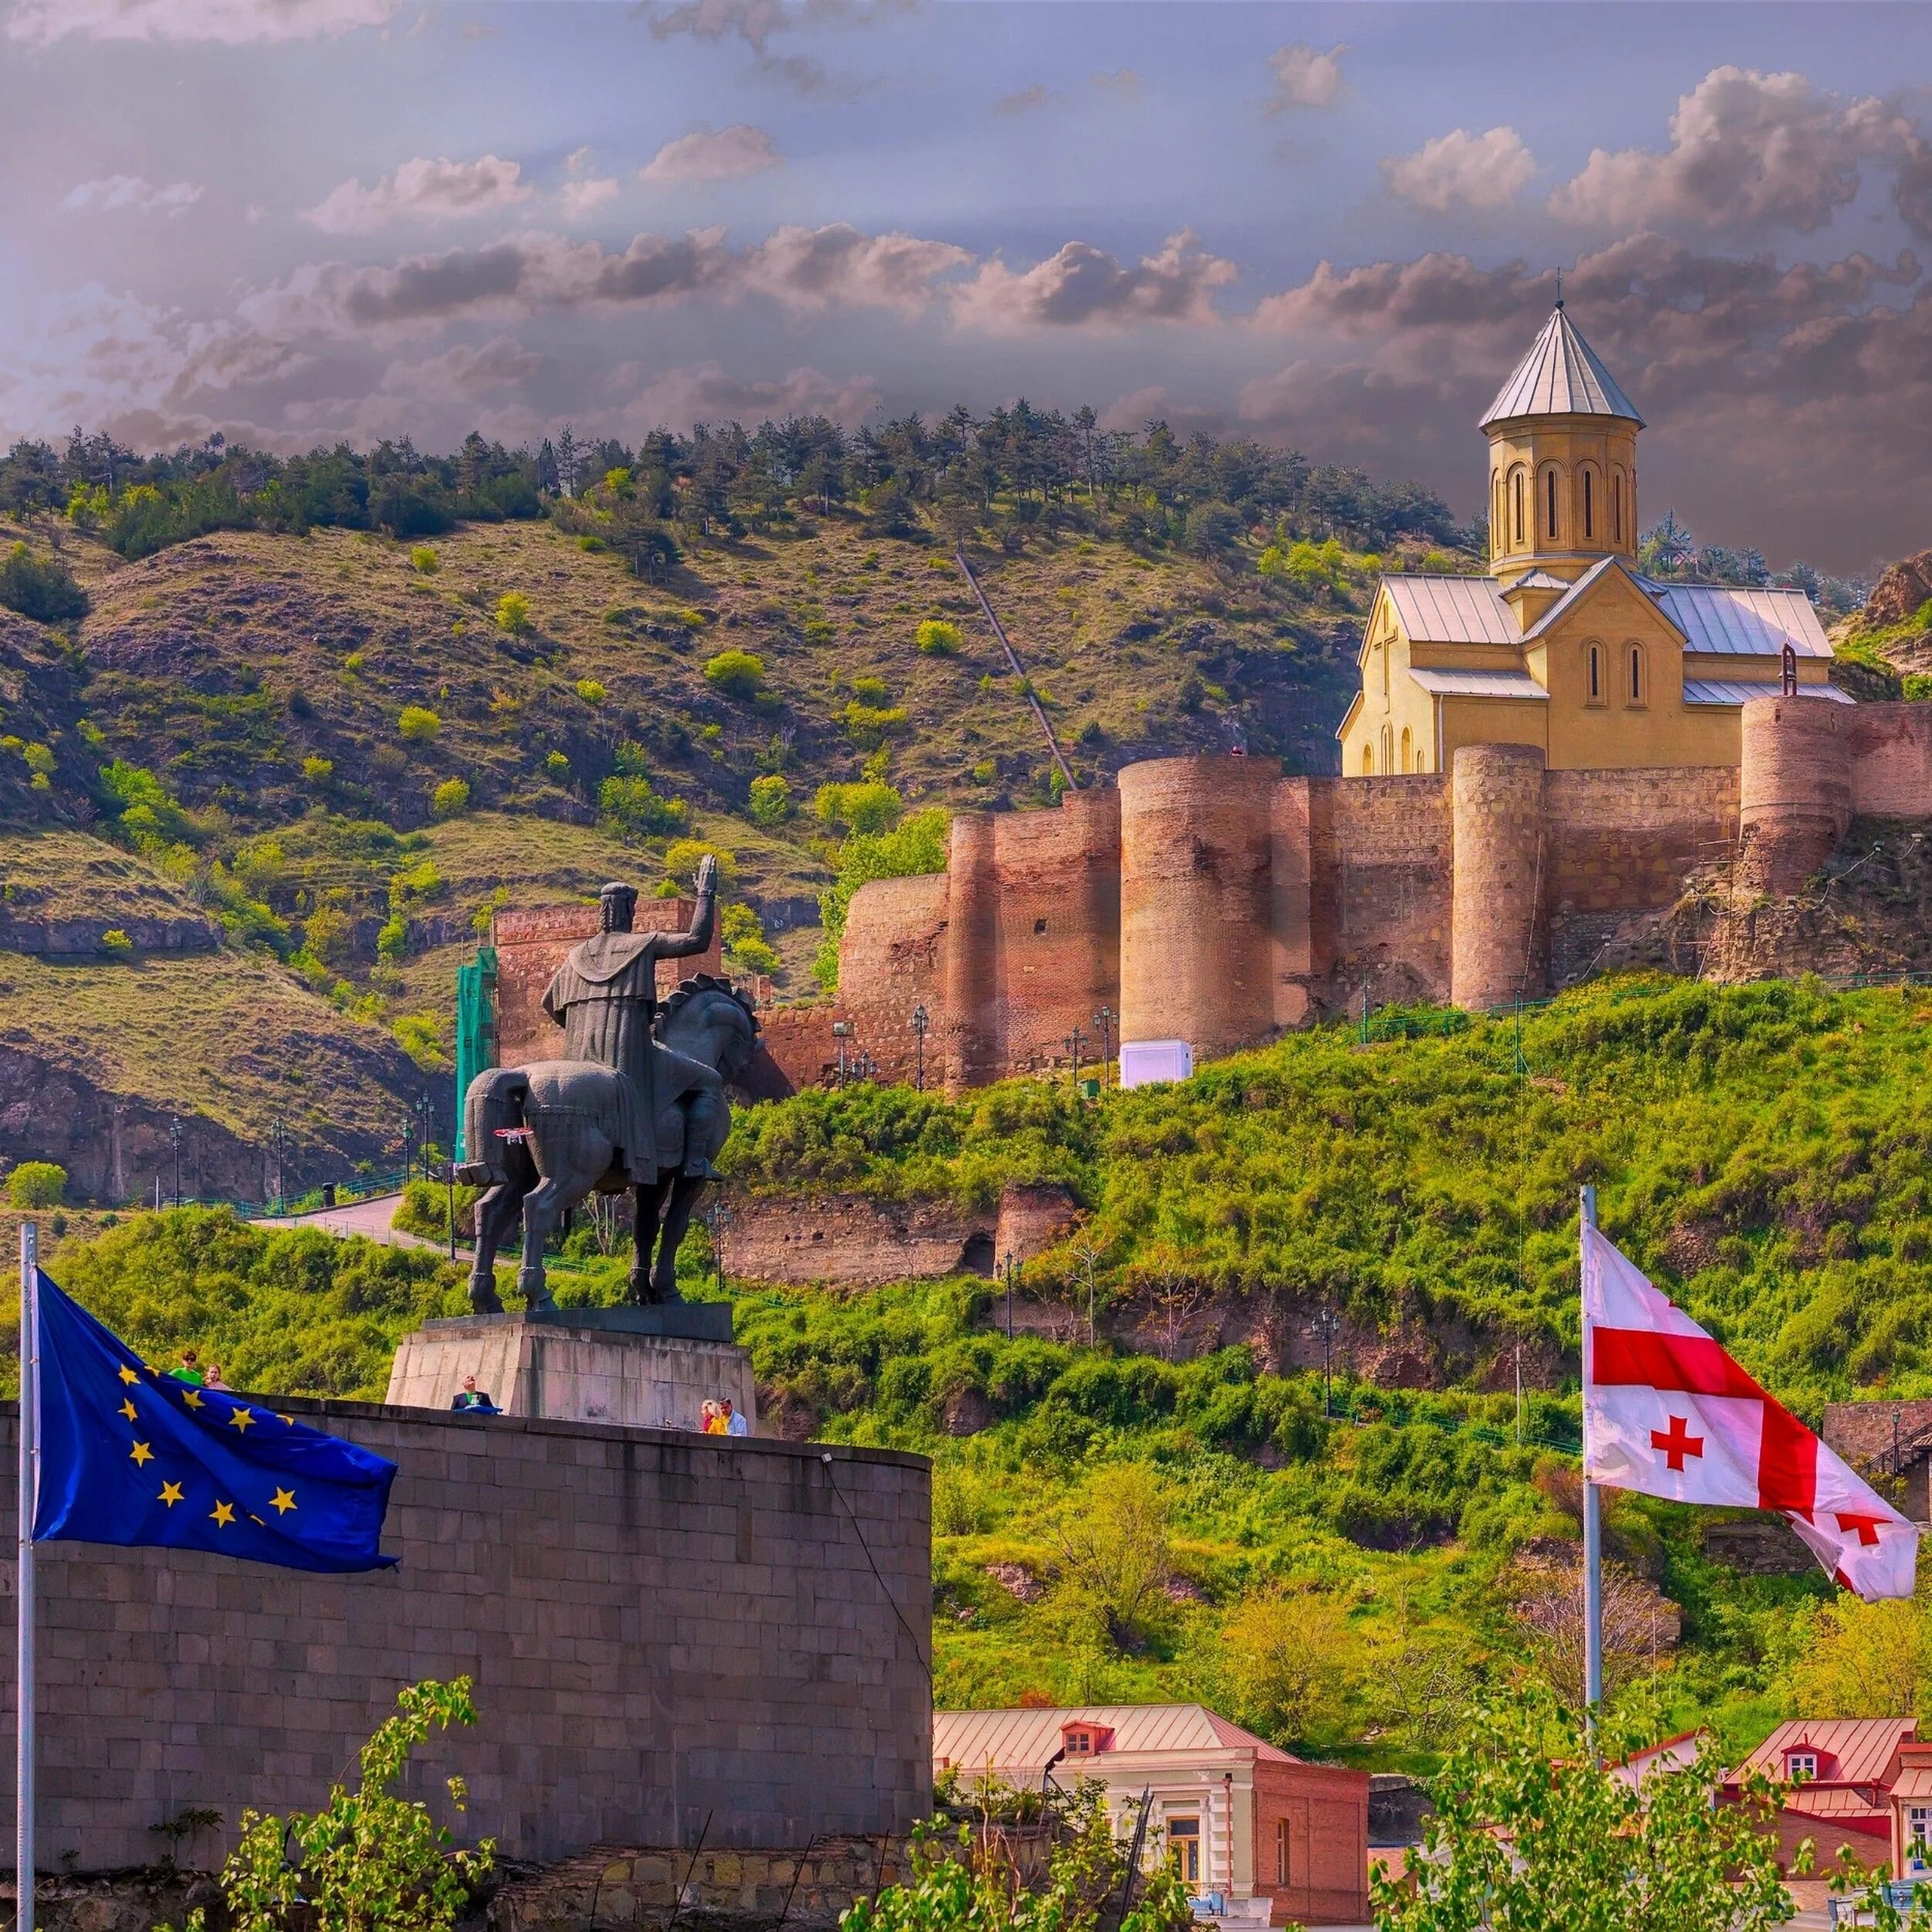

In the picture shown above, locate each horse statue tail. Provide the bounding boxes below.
[458,1066,532,1186]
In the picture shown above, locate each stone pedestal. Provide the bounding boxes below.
[384,1304,756,1432]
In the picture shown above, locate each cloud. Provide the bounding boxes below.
[952,230,1236,334]
[1266,43,1345,112]
[998,70,1141,114]
[1383,128,1534,216]
[609,359,879,431]
[63,175,202,218]
[643,0,910,94]
[247,222,971,336]
[379,336,542,398]
[1549,65,1918,237]
[641,125,781,186]
[558,177,620,220]
[997,83,1053,115]
[6,0,396,43]
[304,155,532,234]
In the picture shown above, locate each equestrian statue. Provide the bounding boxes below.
[458,855,764,1311]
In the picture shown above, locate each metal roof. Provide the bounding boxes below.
[1480,306,1644,429]
[934,1706,1300,1774]
[1735,1719,1916,1790]
[1380,575,1516,645]
[1409,668,1547,700]
[1650,583,1834,658]
[1683,677,1854,707]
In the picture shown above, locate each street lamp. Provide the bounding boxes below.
[415,1090,436,1181]
[911,1002,930,1092]
[400,1112,416,1189]
[1063,1025,1087,1091]
[1092,1005,1115,1084]
[831,1019,852,1087]
[709,1196,733,1300]
[1311,1306,1341,1419]
[169,1110,182,1209]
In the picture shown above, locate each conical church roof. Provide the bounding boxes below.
[1479,305,1644,429]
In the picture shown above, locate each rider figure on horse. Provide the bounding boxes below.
[539,856,727,1184]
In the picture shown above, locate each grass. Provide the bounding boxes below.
[0,828,207,930]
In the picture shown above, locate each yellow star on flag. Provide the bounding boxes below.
[117,1364,138,1386]
[180,1388,203,1410]
[270,1488,296,1515]
[227,1407,256,1434]
[277,1413,294,1427]
[119,1399,137,1423]
[158,1481,184,1508]
[130,1440,154,1467]
[209,1501,235,1528]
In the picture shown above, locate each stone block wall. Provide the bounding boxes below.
[0,1400,931,1871]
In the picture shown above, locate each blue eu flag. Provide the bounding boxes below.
[32,1269,398,1573]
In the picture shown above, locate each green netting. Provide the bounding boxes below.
[453,946,498,1162]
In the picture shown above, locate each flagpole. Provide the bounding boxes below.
[15,1223,35,1932]
[1580,1185,1603,1746]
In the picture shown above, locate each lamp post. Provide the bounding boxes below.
[1312,1306,1340,1419]
[1063,1025,1087,1092]
[270,1116,286,1213]
[400,1113,416,1191]
[168,1110,182,1209]
[1092,1005,1115,1084]
[709,1196,733,1300]
[832,1019,852,1087]
[415,1090,435,1181]
[911,1003,930,1092]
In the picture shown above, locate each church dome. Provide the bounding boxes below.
[1479,305,1644,430]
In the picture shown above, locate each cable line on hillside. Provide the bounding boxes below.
[952,545,1077,793]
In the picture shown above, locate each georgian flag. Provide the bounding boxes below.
[1583,1223,1919,1600]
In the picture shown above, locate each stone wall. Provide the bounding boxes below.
[0,1398,931,1872]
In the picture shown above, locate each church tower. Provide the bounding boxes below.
[1481,301,1642,611]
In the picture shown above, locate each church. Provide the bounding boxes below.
[1337,303,1842,777]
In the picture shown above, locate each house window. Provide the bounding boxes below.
[1168,1818,1201,1885]
[1066,1730,1092,1754]
[1546,468,1559,539]
[1583,469,1594,540]
[1274,1819,1290,1886]
[1787,1751,1818,1782]
[1588,644,1603,704]
[1910,1804,1932,1855]
[1628,644,1645,706]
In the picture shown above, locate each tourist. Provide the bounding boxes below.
[170,1349,204,1387]
[204,1364,226,1390]
[721,1398,749,1438]
[699,1400,723,1434]
[451,1374,499,1414]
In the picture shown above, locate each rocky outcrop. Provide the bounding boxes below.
[0,916,216,957]
[1865,549,1932,629]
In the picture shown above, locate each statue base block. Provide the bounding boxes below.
[384,1304,755,1433]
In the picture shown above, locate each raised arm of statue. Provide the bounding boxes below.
[657,852,718,960]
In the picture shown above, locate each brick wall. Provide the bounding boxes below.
[1545,767,1738,917]
[0,1399,931,1870]
[493,902,724,1069]
[1251,1761,1371,1927]
[1321,775,1453,1012]
[835,873,947,1084]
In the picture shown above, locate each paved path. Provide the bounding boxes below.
[255,1192,452,1253]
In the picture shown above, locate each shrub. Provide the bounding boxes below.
[343,651,366,675]
[574,679,608,706]
[6,1162,67,1209]
[703,649,767,700]
[1904,674,1932,703]
[301,756,335,784]
[721,902,782,976]
[841,700,908,750]
[376,914,408,962]
[100,929,134,960]
[494,592,532,635]
[915,619,962,655]
[747,773,793,828]
[544,750,570,778]
[0,543,87,623]
[393,1012,448,1070]
[814,780,903,835]
[397,706,441,743]
[577,534,607,553]
[598,773,689,841]
[814,805,947,991]
[430,777,471,819]
[409,546,440,576]
[663,839,739,889]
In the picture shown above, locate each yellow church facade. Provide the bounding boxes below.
[1338,304,1839,777]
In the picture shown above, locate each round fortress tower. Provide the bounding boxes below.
[941,811,1000,1087]
[1118,754,1280,1059]
[1738,693,1853,896]
[1451,743,1546,1012]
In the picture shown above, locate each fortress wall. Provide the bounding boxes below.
[1543,767,1739,915]
[1119,756,1280,1055]
[1845,702,1932,818]
[492,901,723,1070]
[940,814,998,1088]
[1,1400,930,1871]
[988,788,1121,1073]
[1451,744,1547,1012]
[1739,695,1855,895]
[833,872,947,1083]
[1323,776,1454,1009]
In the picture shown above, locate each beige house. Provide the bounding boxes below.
[933,1704,1369,1927]
[1338,303,1839,778]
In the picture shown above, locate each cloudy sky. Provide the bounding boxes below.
[2,1,1930,573]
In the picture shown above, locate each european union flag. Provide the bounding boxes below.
[31,1269,398,1573]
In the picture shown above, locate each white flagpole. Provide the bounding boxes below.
[1579,1186,1603,1744]
[15,1223,36,1932]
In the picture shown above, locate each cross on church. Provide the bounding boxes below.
[1651,1413,1704,1471]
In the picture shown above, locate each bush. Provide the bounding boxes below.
[702,649,766,700]
[495,592,532,635]
[393,1012,448,1070]
[747,773,792,828]
[841,700,908,750]
[100,929,134,960]
[0,543,87,623]
[6,1162,67,1208]
[916,619,962,655]
[574,679,608,705]
[814,780,903,835]
[721,902,781,976]
[301,756,335,784]
[397,706,441,743]
[598,773,689,841]
[409,546,439,576]
[430,777,471,819]
[663,839,739,889]
[544,750,570,778]
[814,805,947,991]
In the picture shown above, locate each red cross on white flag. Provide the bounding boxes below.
[1583,1223,1918,1600]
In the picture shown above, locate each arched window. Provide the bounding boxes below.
[1512,468,1526,546]
[1492,472,1505,553]
[1362,743,1374,776]
[1379,723,1394,774]
[1546,467,1560,540]
[1611,471,1624,546]
[1587,642,1603,703]
[1628,642,1645,706]
[1400,726,1412,770]
[1581,468,1595,541]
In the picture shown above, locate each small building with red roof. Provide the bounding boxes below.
[1725,1718,1916,1871]
[933,1703,1369,1928]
